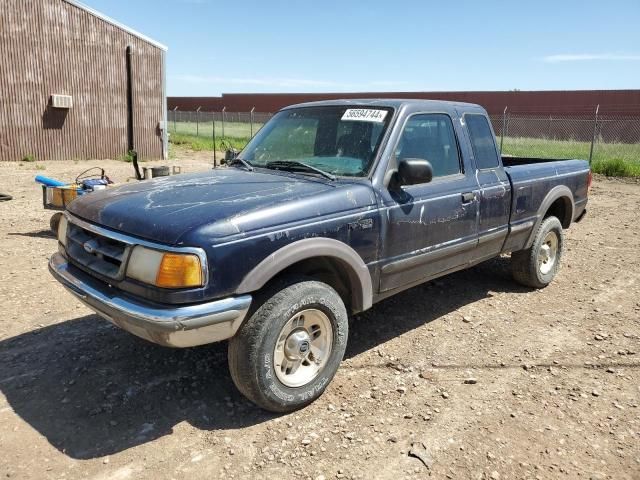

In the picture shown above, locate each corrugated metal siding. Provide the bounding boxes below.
[168,90,640,116]
[0,0,164,161]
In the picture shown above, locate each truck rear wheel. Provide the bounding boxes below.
[228,279,348,412]
[511,215,565,288]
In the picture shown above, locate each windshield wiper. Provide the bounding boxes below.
[229,157,253,171]
[265,160,336,181]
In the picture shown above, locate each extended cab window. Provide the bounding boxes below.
[396,114,461,178]
[465,114,499,169]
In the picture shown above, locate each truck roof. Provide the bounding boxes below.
[282,98,483,111]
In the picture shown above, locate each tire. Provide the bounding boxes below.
[228,279,348,413]
[511,215,565,288]
[50,212,63,235]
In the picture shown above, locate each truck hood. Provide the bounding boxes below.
[67,168,376,245]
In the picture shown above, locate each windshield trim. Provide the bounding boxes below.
[239,105,397,180]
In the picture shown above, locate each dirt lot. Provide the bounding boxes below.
[1,153,639,480]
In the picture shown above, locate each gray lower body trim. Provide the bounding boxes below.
[478,227,508,245]
[49,253,251,348]
[510,220,535,235]
[501,219,535,254]
[236,237,373,313]
[374,259,473,303]
[574,198,588,222]
[381,238,477,275]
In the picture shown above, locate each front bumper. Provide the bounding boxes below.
[49,253,252,347]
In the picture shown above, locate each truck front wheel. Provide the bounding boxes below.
[511,215,565,288]
[228,279,348,412]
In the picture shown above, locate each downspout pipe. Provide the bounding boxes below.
[161,49,168,160]
[126,45,142,180]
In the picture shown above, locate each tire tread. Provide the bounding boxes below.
[228,278,347,412]
[511,216,564,288]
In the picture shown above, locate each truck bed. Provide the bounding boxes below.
[501,155,579,167]
[500,156,590,254]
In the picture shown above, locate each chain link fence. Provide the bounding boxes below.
[168,110,273,145]
[489,108,640,165]
[168,107,640,168]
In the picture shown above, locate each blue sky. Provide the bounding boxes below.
[84,0,640,96]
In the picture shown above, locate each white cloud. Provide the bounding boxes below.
[172,75,411,90]
[542,53,640,63]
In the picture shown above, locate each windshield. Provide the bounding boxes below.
[240,106,394,177]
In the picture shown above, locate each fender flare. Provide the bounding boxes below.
[525,185,575,249]
[236,237,373,313]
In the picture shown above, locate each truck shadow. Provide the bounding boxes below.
[345,256,526,359]
[0,257,526,459]
[0,317,274,460]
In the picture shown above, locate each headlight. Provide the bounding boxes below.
[58,215,68,247]
[126,246,204,288]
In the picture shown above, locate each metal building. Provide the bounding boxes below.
[0,0,167,161]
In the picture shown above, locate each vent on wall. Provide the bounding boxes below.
[51,94,73,109]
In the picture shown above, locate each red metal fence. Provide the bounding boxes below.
[168,90,640,116]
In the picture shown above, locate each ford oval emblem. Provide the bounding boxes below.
[83,241,96,254]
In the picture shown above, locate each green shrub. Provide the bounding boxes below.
[591,158,640,178]
[119,150,137,163]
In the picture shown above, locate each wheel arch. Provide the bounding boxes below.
[235,238,373,313]
[525,185,574,249]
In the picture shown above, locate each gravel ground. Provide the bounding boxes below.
[0,154,638,480]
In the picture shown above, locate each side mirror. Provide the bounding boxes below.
[224,149,238,164]
[396,158,433,186]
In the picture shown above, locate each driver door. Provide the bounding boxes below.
[379,113,480,292]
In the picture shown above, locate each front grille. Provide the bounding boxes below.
[66,222,129,280]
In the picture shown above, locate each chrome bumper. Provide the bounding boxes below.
[49,253,252,347]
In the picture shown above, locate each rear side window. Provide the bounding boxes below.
[465,114,499,169]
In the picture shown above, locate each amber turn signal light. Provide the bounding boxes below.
[155,253,203,288]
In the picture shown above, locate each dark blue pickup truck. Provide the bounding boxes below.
[49,99,590,412]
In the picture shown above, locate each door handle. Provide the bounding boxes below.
[462,192,475,203]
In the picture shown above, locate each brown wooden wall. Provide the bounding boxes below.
[168,90,640,116]
[0,0,165,161]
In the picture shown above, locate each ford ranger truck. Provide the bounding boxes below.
[49,100,590,412]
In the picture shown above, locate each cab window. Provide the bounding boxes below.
[395,114,461,178]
